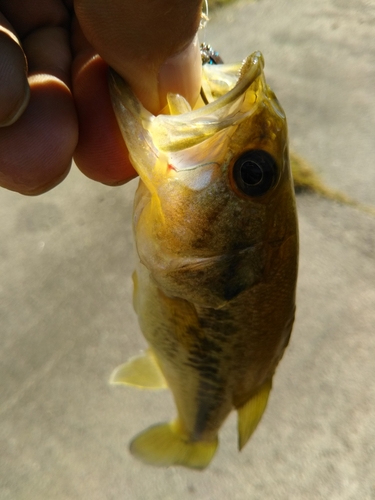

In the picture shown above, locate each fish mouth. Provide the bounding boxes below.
[109,51,266,178]
[146,51,265,153]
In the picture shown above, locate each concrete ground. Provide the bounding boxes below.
[1,0,375,498]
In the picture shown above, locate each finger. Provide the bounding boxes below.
[72,48,136,185]
[158,36,202,113]
[22,26,72,86]
[0,15,29,125]
[74,0,203,113]
[0,0,70,38]
[0,3,79,194]
[0,75,77,195]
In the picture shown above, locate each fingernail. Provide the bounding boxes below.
[0,83,30,127]
[0,29,30,126]
[158,34,202,110]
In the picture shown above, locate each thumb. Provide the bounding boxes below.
[74,0,203,113]
[157,35,202,114]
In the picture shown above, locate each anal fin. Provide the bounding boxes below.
[110,349,167,389]
[237,380,272,450]
[130,421,218,470]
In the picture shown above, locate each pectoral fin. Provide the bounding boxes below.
[237,380,272,450]
[110,350,167,389]
[130,421,218,470]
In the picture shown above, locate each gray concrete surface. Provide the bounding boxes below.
[1,0,375,498]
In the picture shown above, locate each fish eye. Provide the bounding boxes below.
[232,150,279,197]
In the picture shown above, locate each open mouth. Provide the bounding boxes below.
[147,51,264,153]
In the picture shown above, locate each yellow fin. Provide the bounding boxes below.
[237,380,272,450]
[130,421,218,470]
[109,350,167,389]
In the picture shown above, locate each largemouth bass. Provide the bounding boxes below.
[109,51,298,470]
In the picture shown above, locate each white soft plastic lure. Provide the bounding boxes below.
[109,51,298,470]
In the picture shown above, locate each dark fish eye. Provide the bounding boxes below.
[232,150,279,197]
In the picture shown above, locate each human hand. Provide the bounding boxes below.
[0,0,203,194]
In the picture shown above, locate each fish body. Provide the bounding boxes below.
[109,51,298,469]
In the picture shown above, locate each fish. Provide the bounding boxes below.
[108,50,298,470]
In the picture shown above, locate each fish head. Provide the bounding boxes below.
[110,51,297,307]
